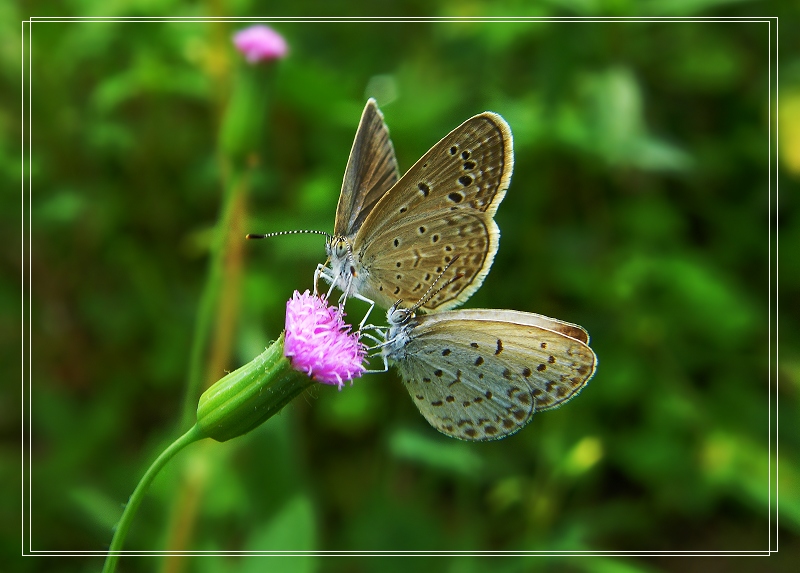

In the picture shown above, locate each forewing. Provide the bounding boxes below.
[451,309,590,344]
[334,99,399,237]
[355,211,499,311]
[349,114,511,311]
[355,112,513,246]
[394,311,597,441]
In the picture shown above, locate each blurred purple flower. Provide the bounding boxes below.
[233,25,288,63]
[284,291,366,389]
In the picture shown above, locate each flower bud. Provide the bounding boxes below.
[196,291,367,442]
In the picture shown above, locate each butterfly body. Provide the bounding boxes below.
[382,304,597,441]
[319,99,513,313]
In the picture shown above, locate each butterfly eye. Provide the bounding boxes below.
[334,240,349,258]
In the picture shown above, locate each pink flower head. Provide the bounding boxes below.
[284,291,366,389]
[233,25,288,63]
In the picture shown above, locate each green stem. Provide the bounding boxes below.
[103,425,205,573]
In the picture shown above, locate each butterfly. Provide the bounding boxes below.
[379,287,597,442]
[317,98,514,318]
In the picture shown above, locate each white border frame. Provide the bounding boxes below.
[20,15,780,559]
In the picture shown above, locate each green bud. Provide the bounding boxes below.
[196,333,313,442]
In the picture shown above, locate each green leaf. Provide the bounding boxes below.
[389,428,484,478]
[239,496,317,573]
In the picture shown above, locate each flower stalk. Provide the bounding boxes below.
[103,291,367,573]
[102,425,204,573]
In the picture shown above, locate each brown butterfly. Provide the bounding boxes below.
[319,99,513,316]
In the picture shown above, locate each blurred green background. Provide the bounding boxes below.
[6,2,800,572]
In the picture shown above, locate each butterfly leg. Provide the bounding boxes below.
[358,323,390,374]
[333,272,355,307]
[350,291,377,332]
[362,358,388,375]
[314,264,334,298]
[361,345,389,374]
[359,324,387,346]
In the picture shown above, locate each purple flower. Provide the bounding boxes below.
[233,25,288,63]
[284,291,366,389]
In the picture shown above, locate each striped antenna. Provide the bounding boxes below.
[411,254,463,312]
[245,229,332,240]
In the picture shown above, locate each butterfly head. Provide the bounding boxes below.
[325,235,355,267]
[387,299,414,326]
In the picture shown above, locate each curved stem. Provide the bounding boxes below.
[103,425,206,573]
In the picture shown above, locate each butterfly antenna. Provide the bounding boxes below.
[245,229,333,241]
[411,255,463,312]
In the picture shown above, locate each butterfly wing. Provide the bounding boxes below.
[334,99,400,237]
[450,309,591,345]
[352,211,498,310]
[351,112,513,311]
[390,310,596,441]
